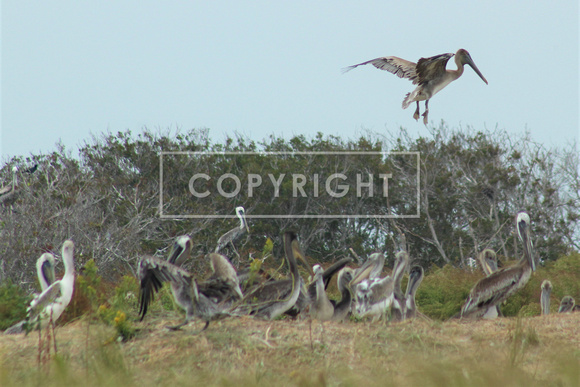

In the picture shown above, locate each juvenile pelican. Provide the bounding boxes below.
[5,252,58,335]
[404,265,424,319]
[138,236,232,332]
[198,253,244,304]
[344,49,488,124]
[540,280,552,315]
[37,253,56,291]
[331,267,354,322]
[214,206,250,263]
[558,296,576,313]
[5,241,76,335]
[233,231,302,320]
[0,166,18,204]
[351,252,385,284]
[478,249,501,319]
[461,211,535,319]
[352,253,407,321]
[391,251,410,321]
[310,264,334,321]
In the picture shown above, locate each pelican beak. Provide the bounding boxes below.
[465,55,488,85]
[350,259,375,286]
[292,242,313,276]
[518,219,535,272]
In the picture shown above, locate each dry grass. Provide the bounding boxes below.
[1,312,580,387]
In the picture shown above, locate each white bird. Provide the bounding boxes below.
[540,280,552,315]
[4,252,58,334]
[6,241,76,335]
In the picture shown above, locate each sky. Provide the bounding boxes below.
[1,2,579,161]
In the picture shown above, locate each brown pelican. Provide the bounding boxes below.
[309,265,334,321]
[214,206,250,263]
[0,166,18,204]
[331,267,354,322]
[558,296,576,313]
[138,236,234,331]
[233,231,303,320]
[352,253,407,321]
[4,253,58,334]
[5,241,75,335]
[351,252,385,284]
[461,211,535,319]
[540,280,552,315]
[391,251,410,321]
[344,49,488,124]
[477,249,501,319]
[404,265,424,319]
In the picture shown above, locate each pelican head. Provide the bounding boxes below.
[478,249,498,276]
[235,206,250,233]
[350,252,384,286]
[168,235,193,266]
[312,264,324,279]
[540,280,552,315]
[516,211,535,272]
[558,295,575,313]
[457,49,488,85]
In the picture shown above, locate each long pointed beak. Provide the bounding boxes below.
[467,60,488,85]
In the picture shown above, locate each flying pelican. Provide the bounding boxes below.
[0,166,18,204]
[5,241,76,335]
[233,231,302,320]
[309,264,334,321]
[540,280,552,315]
[477,249,501,319]
[391,251,410,321]
[461,211,535,319]
[558,296,576,313]
[404,265,424,319]
[214,206,250,263]
[344,49,488,124]
[138,236,233,332]
[331,267,354,322]
[4,253,58,335]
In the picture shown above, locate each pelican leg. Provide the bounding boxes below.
[413,102,420,121]
[166,319,189,331]
[422,100,429,125]
[190,321,210,335]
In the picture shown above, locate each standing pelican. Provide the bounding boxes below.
[331,267,354,322]
[558,296,576,313]
[233,231,302,320]
[215,206,250,262]
[461,211,535,318]
[198,253,244,304]
[344,49,488,124]
[391,251,410,321]
[138,236,233,332]
[4,241,75,335]
[4,252,58,335]
[37,253,56,291]
[310,264,334,321]
[540,280,552,315]
[478,249,501,319]
[404,265,424,319]
[0,166,18,204]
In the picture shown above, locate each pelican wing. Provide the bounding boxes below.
[27,282,62,322]
[343,57,419,84]
[416,53,454,85]
[138,255,192,320]
[461,266,523,317]
[206,253,243,300]
[367,276,395,305]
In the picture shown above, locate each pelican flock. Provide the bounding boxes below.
[344,49,488,124]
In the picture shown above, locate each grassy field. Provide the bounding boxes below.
[1,311,579,387]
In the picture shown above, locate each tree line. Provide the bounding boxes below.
[0,124,578,289]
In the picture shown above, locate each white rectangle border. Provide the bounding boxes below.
[159,151,420,219]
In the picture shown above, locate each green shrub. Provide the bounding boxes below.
[0,280,30,330]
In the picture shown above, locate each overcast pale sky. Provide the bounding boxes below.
[1,2,578,160]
